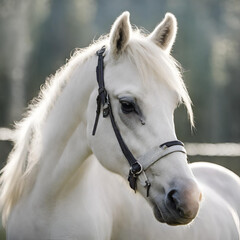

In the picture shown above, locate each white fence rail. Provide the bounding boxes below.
[0,128,15,141]
[1,128,240,157]
[185,143,240,157]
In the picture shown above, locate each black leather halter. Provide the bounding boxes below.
[92,46,186,197]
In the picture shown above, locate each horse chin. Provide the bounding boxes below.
[152,204,193,226]
[153,204,166,223]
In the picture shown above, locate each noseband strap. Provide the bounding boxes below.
[92,46,187,197]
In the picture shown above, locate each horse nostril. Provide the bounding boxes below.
[166,183,201,220]
[166,189,189,217]
[167,189,179,210]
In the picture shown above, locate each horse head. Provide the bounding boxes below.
[87,12,202,225]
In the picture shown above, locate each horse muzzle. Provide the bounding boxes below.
[152,178,202,225]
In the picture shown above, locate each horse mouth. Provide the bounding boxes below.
[153,204,166,223]
[153,203,194,226]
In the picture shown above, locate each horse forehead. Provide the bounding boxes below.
[105,57,178,105]
[106,60,161,93]
[106,59,140,82]
[105,59,143,94]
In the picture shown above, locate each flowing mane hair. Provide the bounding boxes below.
[0,29,193,225]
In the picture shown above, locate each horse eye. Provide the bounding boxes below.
[120,100,135,114]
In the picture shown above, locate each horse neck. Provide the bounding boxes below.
[30,56,97,203]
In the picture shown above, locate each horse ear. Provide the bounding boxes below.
[149,13,177,53]
[109,11,131,56]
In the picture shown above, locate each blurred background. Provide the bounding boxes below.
[0,0,239,238]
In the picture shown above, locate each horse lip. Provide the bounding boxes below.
[153,204,165,223]
[152,202,195,225]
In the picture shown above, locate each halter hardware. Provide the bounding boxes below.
[92,46,187,197]
[130,162,143,175]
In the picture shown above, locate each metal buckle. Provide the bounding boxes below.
[96,46,106,56]
[103,106,109,118]
[160,144,168,150]
[145,180,151,197]
[130,161,143,176]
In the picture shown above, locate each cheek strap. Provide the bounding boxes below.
[92,46,149,194]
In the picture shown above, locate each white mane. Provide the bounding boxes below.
[0,37,108,224]
[0,30,193,225]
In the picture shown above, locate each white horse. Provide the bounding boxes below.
[0,11,240,240]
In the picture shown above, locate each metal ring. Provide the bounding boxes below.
[130,162,143,175]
